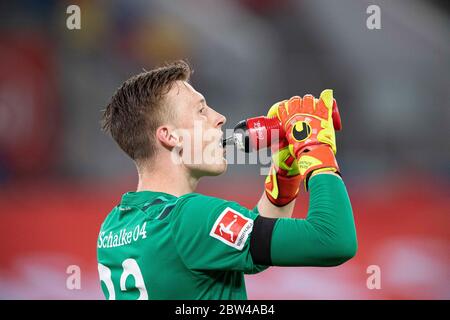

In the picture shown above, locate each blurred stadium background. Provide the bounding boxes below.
[0,0,449,299]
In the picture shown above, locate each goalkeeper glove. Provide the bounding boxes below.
[275,90,341,188]
[264,100,302,206]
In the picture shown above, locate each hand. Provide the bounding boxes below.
[277,89,337,156]
[275,90,341,188]
[264,100,301,206]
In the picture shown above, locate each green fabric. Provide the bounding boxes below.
[97,191,266,300]
[271,174,358,266]
[97,174,356,300]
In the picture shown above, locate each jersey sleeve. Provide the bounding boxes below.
[170,194,266,273]
[269,174,358,266]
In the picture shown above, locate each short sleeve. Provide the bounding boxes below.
[170,194,264,273]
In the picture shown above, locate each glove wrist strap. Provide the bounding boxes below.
[297,144,340,190]
[265,166,301,207]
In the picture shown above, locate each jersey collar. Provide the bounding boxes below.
[121,191,177,206]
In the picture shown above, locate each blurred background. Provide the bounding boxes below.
[0,0,449,299]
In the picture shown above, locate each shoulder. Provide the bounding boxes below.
[177,193,228,207]
[171,193,257,226]
[172,193,229,218]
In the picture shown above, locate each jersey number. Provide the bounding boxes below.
[98,259,148,300]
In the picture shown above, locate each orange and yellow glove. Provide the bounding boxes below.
[275,89,340,189]
[264,101,302,206]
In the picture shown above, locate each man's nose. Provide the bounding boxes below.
[215,111,227,128]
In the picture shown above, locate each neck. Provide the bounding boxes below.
[136,156,199,197]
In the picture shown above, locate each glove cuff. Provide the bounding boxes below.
[297,144,340,190]
[265,165,301,207]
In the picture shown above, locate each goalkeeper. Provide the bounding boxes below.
[97,60,357,300]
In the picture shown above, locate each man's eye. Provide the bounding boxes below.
[199,107,205,114]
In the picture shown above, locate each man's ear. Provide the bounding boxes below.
[156,125,181,149]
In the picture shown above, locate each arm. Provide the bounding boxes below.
[257,192,296,218]
[251,173,357,267]
[171,173,356,272]
[250,90,357,266]
[257,171,339,218]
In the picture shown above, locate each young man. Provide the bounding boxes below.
[97,60,357,300]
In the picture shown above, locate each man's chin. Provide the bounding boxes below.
[194,161,228,177]
[205,161,228,176]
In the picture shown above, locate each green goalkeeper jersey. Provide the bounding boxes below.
[97,190,265,300]
[97,174,357,300]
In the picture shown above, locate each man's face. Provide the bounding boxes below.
[166,81,227,177]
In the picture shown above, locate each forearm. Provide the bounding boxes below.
[257,171,339,218]
[257,192,296,218]
[269,174,357,266]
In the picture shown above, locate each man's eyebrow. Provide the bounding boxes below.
[198,98,206,105]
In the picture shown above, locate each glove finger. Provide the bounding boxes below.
[273,147,298,174]
[315,98,329,120]
[277,100,290,124]
[319,89,333,112]
[267,100,286,119]
[301,94,315,115]
[287,96,302,115]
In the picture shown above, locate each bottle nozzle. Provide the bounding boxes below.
[222,136,234,148]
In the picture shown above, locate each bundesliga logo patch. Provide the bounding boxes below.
[209,208,253,250]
